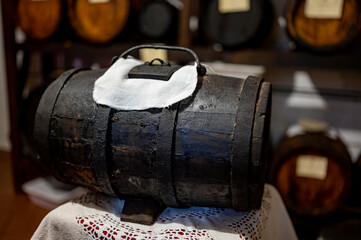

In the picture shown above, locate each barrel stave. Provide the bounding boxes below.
[172,75,241,206]
[110,109,161,199]
[248,82,272,209]
[49,70,100,190]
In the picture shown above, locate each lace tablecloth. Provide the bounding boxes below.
[31,184,297,240]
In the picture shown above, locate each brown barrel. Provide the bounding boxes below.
[17,0,62,40]
[285,0,361,52]
[138,0,178,42]
[269,122,352,217]
[34,61,271,211]
[67,0,130,43]
[201,0,274,48]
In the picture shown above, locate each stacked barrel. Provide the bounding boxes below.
[15,0,179,44]
[200,0,274,48]
[269,119,353,218]
[15,0,361,50]
[16,0,63,40]
[285,0,361,52]
[66,0,130,43]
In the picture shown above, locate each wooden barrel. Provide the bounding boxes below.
[201,0,273,48]
[355,152,361,203]
[138,0,178,42]
[34,67,271,211]
[17,0,62,40]
[269,121,352,217]
[356,153,361,167]
[67,0,130,43]
[285,0,361,52]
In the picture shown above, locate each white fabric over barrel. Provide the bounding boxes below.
[31,184,298,240]
[93,57,198,110]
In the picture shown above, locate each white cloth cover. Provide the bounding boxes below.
[31,184,298,240]
[93,58,198,110]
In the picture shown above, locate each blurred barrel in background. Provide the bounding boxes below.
[201,0,274,48]
[285,0,361,52]
[269,119,352,217]
[138,0,178,43]
[67,0,130,43]
[17,0,63,40]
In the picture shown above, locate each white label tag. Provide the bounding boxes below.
[296,155,328,180]
[218,0,250,13]
[88,0,110,4]
[139,48,168,63]
[304,0,344,19]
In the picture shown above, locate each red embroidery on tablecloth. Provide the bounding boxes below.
[76,214,215,240]
[74,187,273,239]
[157,228,214,240]
[228,187,272,240]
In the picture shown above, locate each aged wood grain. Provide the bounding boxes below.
[35,68,272,214]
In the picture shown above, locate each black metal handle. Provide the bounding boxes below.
[145,58,170,66]
[113,45,206,76]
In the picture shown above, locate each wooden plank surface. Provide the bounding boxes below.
[0,151,49,240]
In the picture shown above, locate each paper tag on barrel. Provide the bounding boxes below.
[296,155,328,180]
[304,0,344,19]
[88,0,110,3]
[218,0,250,13]
[140,48,169,63]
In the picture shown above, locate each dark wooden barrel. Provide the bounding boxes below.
[201,0,273,48]
[285,0,361,52]
[34,68,271,211]
[269,122,352,217]
[355,152,361,203]
[138,0,178,42]
[356,153,361,167]
[67,0,130,43]
[17,0,62,40]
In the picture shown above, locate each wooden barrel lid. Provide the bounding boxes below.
[276,152,347,216]
[17,0,62,40]
[202,0,271,48]
[285,0,361,52]
[271,133,352,217]
[138,1,177,40]
[67,0,130,43]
